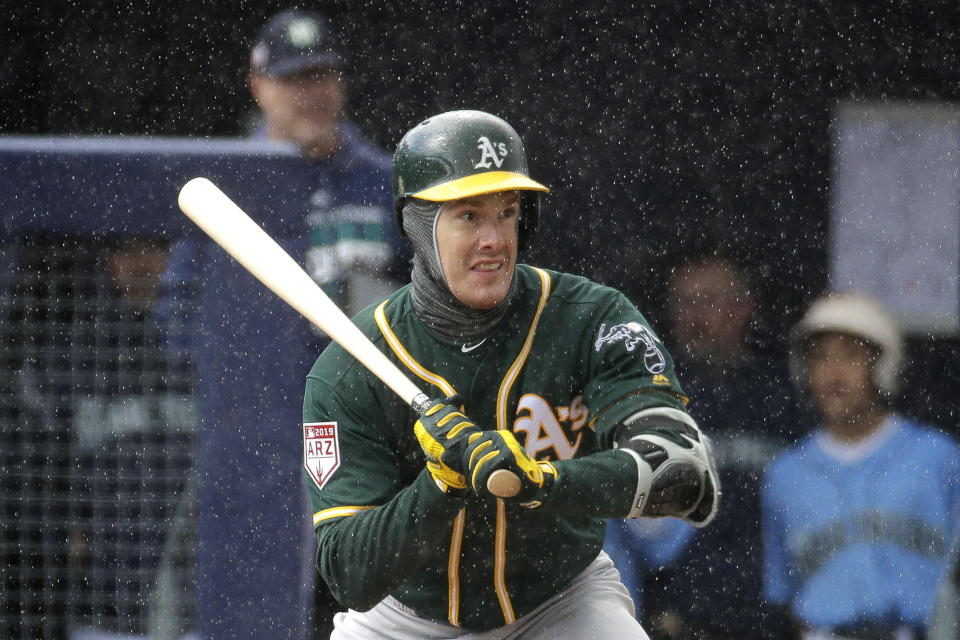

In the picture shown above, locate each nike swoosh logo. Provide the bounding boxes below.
[461,338,487,353]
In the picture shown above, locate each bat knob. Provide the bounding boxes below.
[487,469,521,498]
[411,393,433,416]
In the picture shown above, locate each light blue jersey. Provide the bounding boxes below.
[761,414,960,631]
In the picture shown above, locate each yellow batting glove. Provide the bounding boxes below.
[465,430,557,508]
[414,395,482,497]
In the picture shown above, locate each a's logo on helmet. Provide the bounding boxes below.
[474,136,508,169]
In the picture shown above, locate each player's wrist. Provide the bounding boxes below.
[512,460,557,509]
[414,468,472,509]
[425,464,470,499]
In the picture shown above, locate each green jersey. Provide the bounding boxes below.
[302,265,689,631]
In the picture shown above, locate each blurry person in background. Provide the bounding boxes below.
[155,10,408,637]
[159,8,408,354]
[246,8,345,161]
[74,238,196,451]
[762,292,960,640]
[245,8,408,309]
[927,529,959,640]
[640,246,805,639]
[70,237,198,640]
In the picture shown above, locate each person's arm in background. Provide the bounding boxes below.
[154,238,199,355]
[603,516,696,616]
[928,444,960,640]
[927,526,960,640]
[760,461,802,639]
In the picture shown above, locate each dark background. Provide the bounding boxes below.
[4,0,959,424]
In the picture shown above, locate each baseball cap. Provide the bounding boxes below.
[250,9,345,76]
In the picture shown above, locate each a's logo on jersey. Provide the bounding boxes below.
[595,321,666,374]
[304,422,340,490]
[474,136,508,169]
[513,394,589,460]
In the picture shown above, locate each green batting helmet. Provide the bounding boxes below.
[392,110,549,250]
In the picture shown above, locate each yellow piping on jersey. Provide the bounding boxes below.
[496,267,552,428]
[494,498,515,623]
[376,299,467,623]
[492,266,551,625]
[376,272,551,628]
[313,505,375,526]
[447,509,466,626]
[375,300,457,397]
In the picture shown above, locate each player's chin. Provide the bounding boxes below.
[293,116,335,138]
[818,396,855,422]
[457,280,511,310]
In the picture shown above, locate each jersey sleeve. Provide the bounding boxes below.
[302,361,462,611]
[303,374,404,515]
[535,285,695,518]
[581,290,690,447]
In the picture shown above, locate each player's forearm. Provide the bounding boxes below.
[315,469,462,611]
[538,449,638,517]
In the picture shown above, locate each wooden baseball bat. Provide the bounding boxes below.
[177,177,520,499]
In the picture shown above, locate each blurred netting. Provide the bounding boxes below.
[1,235,199,639]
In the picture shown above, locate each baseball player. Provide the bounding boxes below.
[302,110,720,639]
[761,292,960,639]
[158,9,408,353]
[247,8,409,313]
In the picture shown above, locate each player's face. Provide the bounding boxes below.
[667,258,753,364]
[249,67,345,159]
[806,332,881,430]
[106,240,169,310]
[435,191,520,310]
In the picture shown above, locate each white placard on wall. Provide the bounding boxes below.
[831,102,960,335]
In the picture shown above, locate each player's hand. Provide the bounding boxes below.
[623,426,720,527]
[464,430,557,508]
[414,395,482,497]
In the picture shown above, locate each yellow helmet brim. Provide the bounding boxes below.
[412,171,549,202]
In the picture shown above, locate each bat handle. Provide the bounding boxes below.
[410,393,521,499]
